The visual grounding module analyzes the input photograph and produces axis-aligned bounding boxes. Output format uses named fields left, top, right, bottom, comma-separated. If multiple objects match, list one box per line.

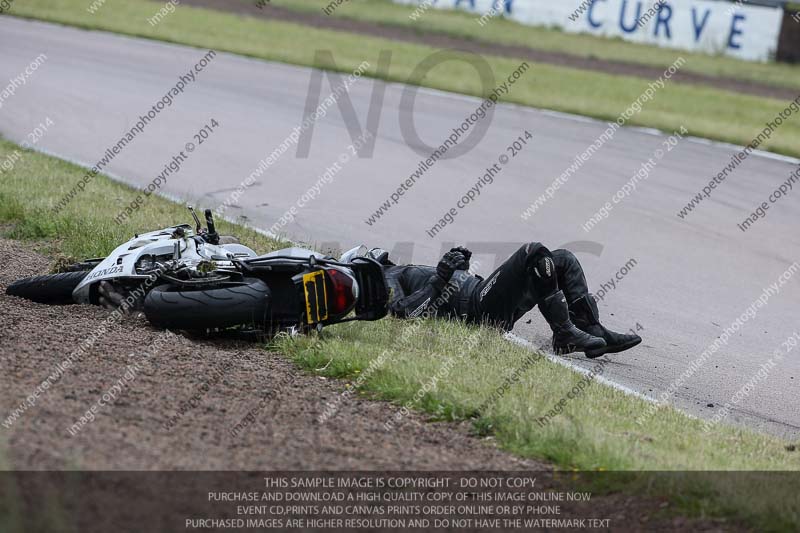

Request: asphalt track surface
left=1, top=17, right=799, bottom=439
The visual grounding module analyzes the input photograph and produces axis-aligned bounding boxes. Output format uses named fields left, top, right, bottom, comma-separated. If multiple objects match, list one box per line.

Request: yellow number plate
left=303, top=270, right=328, bottom=324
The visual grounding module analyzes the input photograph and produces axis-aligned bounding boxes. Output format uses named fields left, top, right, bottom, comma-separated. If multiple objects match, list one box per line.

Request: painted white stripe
left=684, top=137, right=800, bottom=165
left=504, top=332, right=659, bottom=405
left=395, top=79, right=800, bottom=166
left=31, top=145, right=288, bottom=243
left=631, top=127, right=664, bottom=137
left=539, top=109, right=597, bottom=124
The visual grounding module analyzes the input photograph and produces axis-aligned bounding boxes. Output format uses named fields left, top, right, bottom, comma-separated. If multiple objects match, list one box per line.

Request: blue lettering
left=654, top=3, right=672, bottom=38
left=691, top=7, right=711, bottom=42
left=728, top=13, right=745, bottom=50
left=619, top=0, right=643, bottom=34
left=455, top=0, right=476, bottom=9
left=588, top=0, right=606, bottom=29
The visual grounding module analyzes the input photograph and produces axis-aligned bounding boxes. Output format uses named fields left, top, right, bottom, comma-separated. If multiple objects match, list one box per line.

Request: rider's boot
left=570, top=294, right=641, bottom=358
left=538, top=290, right=606, bottom=357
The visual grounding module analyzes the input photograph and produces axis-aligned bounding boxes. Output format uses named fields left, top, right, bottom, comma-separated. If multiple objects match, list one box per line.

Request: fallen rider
left=364, top=243, right=641, bottom=359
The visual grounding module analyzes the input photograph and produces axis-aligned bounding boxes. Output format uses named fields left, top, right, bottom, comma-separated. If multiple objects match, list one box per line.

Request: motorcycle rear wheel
left=5, top=271, right=89, bottom=304
left=144, top=278, right=271, bottom=331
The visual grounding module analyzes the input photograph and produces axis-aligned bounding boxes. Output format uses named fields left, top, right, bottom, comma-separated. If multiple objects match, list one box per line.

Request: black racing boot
left=570, top=295, right=641, bottom=358
left=539, top=290, right=606, bottom=356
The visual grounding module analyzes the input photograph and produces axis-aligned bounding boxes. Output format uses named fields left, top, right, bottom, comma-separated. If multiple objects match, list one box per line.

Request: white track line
left=505, top=332, right=659, bottom=404
left=415, top=85, right=800, bottom=166
left=32, top=146, right=288, bottom=242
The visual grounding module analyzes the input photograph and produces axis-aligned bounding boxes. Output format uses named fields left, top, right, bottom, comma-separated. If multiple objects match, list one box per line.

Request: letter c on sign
left=588, top=0, right=607, bottom=29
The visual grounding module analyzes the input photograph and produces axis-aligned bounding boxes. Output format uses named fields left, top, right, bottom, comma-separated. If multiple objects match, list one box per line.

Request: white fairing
left=72, top=225, right=257, bottom=304
left=258, top=247, right=327, bottom=261
left=339, top=245, right=367, bottom=263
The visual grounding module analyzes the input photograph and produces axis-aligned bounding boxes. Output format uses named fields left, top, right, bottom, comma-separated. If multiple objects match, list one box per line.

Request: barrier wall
left=777, top=7, right=800, bottom=62
left=395, top=0, right=785, bottom=62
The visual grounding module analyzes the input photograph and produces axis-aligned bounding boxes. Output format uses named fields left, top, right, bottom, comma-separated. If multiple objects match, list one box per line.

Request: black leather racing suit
left=384, top=243, right=591, bottom=331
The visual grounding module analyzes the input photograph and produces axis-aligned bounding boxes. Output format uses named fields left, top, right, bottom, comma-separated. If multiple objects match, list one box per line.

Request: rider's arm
left=390, top=274, right=446, bottom=318
left=389, top=251, right=465, bottom=318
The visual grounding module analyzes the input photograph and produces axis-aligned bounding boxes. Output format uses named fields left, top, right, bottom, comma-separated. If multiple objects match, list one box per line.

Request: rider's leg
left=474, top=243, right=605, bottom=355
left=551, top=249, right=641, bottom=356
left=471, top=243, right=538, bottom=329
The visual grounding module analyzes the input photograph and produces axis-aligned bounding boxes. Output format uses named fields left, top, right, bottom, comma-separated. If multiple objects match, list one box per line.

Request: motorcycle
left=6, top=207, right=389, bottom=335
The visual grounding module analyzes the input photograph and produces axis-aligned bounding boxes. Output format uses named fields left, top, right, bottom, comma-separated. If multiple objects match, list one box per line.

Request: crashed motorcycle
left=6, top=207, right=389, bottom=335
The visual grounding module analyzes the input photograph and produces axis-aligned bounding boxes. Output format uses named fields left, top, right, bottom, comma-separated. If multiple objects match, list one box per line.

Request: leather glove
left=435, top=250, right=467, bottom=288
left=449, top=246, right=472, bottom=270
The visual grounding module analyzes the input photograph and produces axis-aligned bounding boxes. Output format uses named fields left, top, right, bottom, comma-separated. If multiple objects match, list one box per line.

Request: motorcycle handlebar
left=203, top=209, right=220, bottom=245
left=204, top=209, right=216, bottom=234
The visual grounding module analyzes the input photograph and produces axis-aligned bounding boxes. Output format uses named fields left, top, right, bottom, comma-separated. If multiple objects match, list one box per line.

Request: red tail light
left=326, top=268, right=356, bottom=315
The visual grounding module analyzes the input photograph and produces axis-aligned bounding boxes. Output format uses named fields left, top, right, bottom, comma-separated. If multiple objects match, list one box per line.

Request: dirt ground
left=181, top=0, right=797, bottom=101
left=0, top=236, right=742, bottom=531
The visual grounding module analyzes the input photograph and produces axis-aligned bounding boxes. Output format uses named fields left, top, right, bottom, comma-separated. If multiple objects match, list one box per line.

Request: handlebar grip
left=203, top=209, right=220, bottom=245
left=204, top=209, right=216, bottom=235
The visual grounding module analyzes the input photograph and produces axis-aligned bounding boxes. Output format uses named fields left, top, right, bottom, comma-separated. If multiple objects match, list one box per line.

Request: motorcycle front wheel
left=143, top=278, right=271, bottom=331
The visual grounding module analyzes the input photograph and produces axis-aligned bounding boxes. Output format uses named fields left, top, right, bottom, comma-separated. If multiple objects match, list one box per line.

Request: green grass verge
left=1, top=138, right=799, bottom=529
left=6, top=0, right=800, bottom=158
left=270, top=0, right=800, bottom=91
left=0, top=141, right=284, bottom=259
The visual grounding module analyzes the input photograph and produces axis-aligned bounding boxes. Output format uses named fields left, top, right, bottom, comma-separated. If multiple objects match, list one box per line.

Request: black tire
left=5, top=271, right=88, bottom=304
left=144, top=278, right=271, bottom=331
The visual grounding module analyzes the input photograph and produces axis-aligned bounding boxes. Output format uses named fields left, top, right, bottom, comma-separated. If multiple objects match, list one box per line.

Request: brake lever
left=187, top=205, right=203, bottom=233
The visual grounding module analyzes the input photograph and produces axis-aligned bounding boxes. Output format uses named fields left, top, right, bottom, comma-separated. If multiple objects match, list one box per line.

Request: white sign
left=394, top=0, right=784, bottom=62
